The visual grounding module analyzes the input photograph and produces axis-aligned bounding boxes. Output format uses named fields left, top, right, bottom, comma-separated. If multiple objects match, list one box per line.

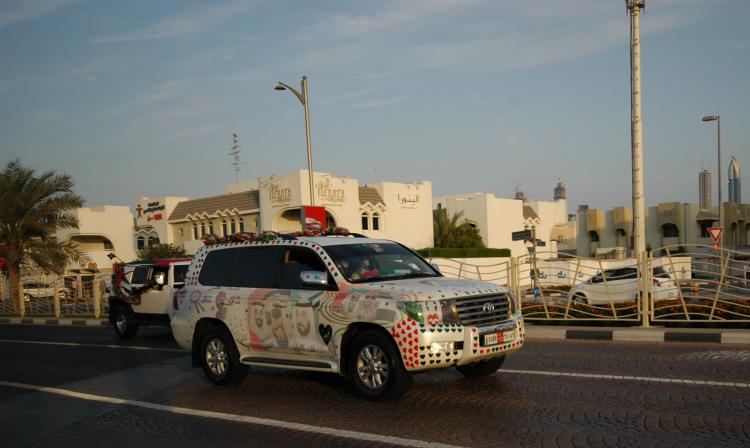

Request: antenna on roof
left=229, top=133, right=244, bottom=183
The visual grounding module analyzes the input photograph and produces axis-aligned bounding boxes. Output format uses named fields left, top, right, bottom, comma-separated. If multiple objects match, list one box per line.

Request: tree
left=0, top=160, right=86, bottom=306
left=432, top=208, right=484, bottom=248
left=135, top=243, right=187, bottom=261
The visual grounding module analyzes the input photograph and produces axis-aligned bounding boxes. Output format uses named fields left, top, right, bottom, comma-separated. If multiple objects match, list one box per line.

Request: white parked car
left=170, top=234, right=525, bottom=400
left=22, top=280, right=71, bottom=301
left=570, top=266, right=678, bottom=305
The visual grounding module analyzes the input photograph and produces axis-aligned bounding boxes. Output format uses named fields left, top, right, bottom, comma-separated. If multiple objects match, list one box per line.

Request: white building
left=433, top=183, right=570, bottom=257
left=56, top=205, right=137, bottom=271
left=134, top=195, right=188, bottom=251
left=163, top=170, right=434, bottom=254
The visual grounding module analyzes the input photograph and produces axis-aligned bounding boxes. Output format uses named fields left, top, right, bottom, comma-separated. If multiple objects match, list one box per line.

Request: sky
left=1, top=0, right=748, bottom=212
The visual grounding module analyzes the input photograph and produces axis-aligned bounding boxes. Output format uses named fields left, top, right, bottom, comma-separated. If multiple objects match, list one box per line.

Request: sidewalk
left=2, top=317, right=750, bottom=344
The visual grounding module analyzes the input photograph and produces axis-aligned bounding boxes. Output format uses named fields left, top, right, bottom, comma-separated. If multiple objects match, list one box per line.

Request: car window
left=616, top=268, right=638, bottom=280
left=199, top=248, right=240, bottom=287
left=324, top=242, right=438, bottom=284
left=234, top=247, right=278, bottom=288
left=590, top=272, right=604, bottom=283
left=173, top=265, right=188, bottom=286
left=130, top=266, right=149, bottom=284
left=279, top=247, right=329, bottom=289
left=653, top=267, right=670, bottom=278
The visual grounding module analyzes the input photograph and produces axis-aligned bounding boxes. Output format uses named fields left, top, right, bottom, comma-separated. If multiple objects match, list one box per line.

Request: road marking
left=500, top=368, right=750, bottom=388
left=0, top=339, right=184, bottom=353
left=0, top=380, right=463, bottom=448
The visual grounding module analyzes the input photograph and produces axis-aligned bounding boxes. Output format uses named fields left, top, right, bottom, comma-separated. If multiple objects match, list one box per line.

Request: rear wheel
left=456, top=356, right=506, bottom=378
left=572, top=293, right=588, bottom=305
left=112, top=306, right=138, bottom=338
left=348, top=330, right=412, bottom=401
left=199, top=324, right=248, bottom=385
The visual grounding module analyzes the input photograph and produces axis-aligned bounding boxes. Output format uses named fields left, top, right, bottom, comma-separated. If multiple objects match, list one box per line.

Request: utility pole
left=627, top=0, right=646, bottom=257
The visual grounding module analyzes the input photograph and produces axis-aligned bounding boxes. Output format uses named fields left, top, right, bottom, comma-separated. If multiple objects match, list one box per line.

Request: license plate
left=483, top=329, right=516, bottom=346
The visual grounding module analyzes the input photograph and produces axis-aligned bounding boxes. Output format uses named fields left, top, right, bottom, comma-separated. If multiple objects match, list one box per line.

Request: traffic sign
left=512, top=229, right=533, bottom=241
left=708, top=227, right=723, bottom=242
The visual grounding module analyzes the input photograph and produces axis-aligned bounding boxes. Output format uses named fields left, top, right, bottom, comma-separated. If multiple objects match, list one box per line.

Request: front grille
left=454, top=294, right=511, bottom=327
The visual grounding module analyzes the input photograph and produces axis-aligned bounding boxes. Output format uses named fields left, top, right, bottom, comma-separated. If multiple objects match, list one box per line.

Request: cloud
left=0, top=0, right=78, bottom=29
left=466, top=88, right=519, bottom=152
left=92, top=1, right=253, bottom=44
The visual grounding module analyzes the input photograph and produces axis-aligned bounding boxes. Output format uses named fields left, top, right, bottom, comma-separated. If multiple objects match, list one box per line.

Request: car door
left=606, top=268, right=638, bottom=302
left=275, top=245, right=336, bottom=357
left=135, top=266, right=170, bottom=315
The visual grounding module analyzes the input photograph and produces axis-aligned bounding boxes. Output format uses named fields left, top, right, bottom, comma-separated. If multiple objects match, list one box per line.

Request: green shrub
left=417, top=247, right=511, bottom=258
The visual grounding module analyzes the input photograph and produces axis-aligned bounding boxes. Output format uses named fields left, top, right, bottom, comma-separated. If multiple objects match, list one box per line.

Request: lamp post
left=275, top=76, right=315, bottom=206
left=702, top=114, right=721, bottom=246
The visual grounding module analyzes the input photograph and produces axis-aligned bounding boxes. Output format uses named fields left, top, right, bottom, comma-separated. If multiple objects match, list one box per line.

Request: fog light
left=430, top=342, right=453, bottom=354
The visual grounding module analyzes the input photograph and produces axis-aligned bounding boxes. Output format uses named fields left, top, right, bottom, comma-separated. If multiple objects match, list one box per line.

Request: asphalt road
left=1, top=324, right=749, bottom=448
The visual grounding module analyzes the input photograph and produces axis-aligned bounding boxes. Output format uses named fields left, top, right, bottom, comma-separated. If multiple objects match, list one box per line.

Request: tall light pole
left=275, top=76, right=315, bottom=206
left=627, top=0, right=646, bottom=257
left=702, top=114, right=722, bottom=245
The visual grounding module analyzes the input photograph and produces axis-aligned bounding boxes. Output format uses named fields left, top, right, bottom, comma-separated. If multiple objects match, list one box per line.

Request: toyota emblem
left=483, top=302, right=495, bottom=314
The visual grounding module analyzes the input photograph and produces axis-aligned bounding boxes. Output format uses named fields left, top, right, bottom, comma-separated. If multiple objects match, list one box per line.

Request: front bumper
left=392, top=312, right=525, bottom=371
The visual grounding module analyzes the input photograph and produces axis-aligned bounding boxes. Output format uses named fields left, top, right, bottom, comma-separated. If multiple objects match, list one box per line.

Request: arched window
left=208, top=222, right=215, bottom=235
left=148, top=236, right=160, bottom=247
left=103, top=239, right=114, bottom=250
left=200, top=223, right=206, bottom=237
left=230, top=219, right=237, bottom=234
left=361, top=213, right=369, bottom=230
left=239, top=217, right=245, bottom=232
left=222, top=220, right=228, bottom=236
left=372, top=213, right=381, bottom=231
left=662, top=224, right=679, bottom=238
left=589, top=231, right=600, bottom=243
left=137, top=236, right=145, bottom=250
left=192, top=223, right=198, bottom=240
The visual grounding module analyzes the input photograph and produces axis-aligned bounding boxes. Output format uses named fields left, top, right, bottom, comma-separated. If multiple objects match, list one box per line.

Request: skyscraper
left=554, top=181, right=567, bottom=200
left=728, top=155, right=741, bottom=203
left=699, top=168, right=712, bottom=209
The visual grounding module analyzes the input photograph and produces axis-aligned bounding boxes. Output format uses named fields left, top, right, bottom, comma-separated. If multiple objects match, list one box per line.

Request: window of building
left=200, top=223, right=206, bottom=237
left=137, top=237, right=145, bottom=250
left=148, top=236, right=159, bottom=247
left=699, top=221, right=711, bottom=238
left=239, top=217, right=245, bottom=232
left=662, top=224, right=679, bottom=238
left=361, top=214, right=369, bottom=230
left=208, top=222, right=215, bottom=235
left=230, top=219, right=236, bottom=234
left=103, top=239, right=114, bottom=250
left=222, top=220, right=228, bottom=236
left=372, top=213, right=380, bottom=231
left=192, top=224, right=198, bottom=240
left=589, top=231, right=600, bottom=243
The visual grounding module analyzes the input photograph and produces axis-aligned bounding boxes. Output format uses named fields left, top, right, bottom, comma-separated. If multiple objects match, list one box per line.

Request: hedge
left=417, top=247, right=511, bottom=258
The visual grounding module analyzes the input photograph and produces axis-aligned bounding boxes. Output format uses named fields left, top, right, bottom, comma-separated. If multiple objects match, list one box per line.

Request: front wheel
left=112, top=306, right=138, bottom=338
left=456, top=355, right=506, bottom=378
left=348, top=330, right=412, bottom=401
left=200, top=325, right=248, bottom=385
left=572, top=293, right=588, bottom=305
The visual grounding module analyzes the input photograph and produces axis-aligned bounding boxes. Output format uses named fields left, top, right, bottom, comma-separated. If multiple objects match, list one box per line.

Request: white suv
left=171, top=233, right=525, bottom=400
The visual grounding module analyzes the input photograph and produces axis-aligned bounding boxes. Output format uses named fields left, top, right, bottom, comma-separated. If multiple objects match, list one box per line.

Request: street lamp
left=702, top=114, right=721, bottom=246
left=275, top=76, right=315, bottom=206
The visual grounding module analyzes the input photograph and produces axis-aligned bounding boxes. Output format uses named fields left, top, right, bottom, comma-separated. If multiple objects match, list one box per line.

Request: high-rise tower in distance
left=699, top=167, right=712, bottom=209
left=728, top=155, right=741, bottom=203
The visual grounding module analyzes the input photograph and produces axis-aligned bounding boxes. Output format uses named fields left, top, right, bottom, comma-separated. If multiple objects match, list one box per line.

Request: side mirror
left=153, top=272, right=166, bottom=288
left=300, top=271, right=328, bottom=287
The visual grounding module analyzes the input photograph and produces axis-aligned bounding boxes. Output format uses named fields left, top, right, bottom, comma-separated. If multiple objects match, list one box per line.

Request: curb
left=526, top=326, right=750, bottom=345
left=0, top=317, right=108, bottom=327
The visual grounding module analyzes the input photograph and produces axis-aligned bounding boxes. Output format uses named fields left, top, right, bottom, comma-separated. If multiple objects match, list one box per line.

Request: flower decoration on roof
left=202, top=227, right=351, bottom=246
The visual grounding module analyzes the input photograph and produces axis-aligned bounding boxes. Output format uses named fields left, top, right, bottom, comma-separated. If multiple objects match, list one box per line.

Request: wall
left=367, top=181, right=433, bottom=249
left=57, top=205, right=137, bottom=269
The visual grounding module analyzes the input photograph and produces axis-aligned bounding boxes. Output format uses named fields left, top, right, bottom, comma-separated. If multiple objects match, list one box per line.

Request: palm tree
left=433, top=207, right=484, bottom=248
left=0, top=160, right=86, bottom=308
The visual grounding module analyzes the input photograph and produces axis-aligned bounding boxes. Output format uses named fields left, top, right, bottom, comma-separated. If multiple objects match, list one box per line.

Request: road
left=1, top=324, right=749, bottom=448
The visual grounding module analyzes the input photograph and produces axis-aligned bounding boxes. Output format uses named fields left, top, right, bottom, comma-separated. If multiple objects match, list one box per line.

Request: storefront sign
left=137, top=201, right=166, bottom=220
left=316, top=179, right=345, bottom=203
left=268, top=184, right=292, bottom=204
left=398, top=194, right=420, bottom=209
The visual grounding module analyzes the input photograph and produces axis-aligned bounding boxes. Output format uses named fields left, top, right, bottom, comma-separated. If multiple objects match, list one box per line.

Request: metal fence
left=0, top=274, right=110, bottom=318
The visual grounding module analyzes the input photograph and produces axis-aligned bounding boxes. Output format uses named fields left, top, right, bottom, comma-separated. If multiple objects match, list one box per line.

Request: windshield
left=323, top=242, right=440, bottom=284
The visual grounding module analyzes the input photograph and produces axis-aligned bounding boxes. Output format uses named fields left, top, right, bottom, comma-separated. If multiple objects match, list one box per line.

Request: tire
left=456, top=355, right=506, bottom=378
left=112, top=306, right=138, bottom=339
left=572, top=293, right=588, bottom=305
left=199, top=324, right=248, bottom=385
left=347, top=329, right=412, bottom=401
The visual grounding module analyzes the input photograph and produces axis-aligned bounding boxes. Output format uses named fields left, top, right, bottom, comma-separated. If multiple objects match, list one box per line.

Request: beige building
left=161, top=170, right=433, bottom=254
left=577, top=202, right=750, bottom=258
left=134, top=195, right=188, bottom=251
